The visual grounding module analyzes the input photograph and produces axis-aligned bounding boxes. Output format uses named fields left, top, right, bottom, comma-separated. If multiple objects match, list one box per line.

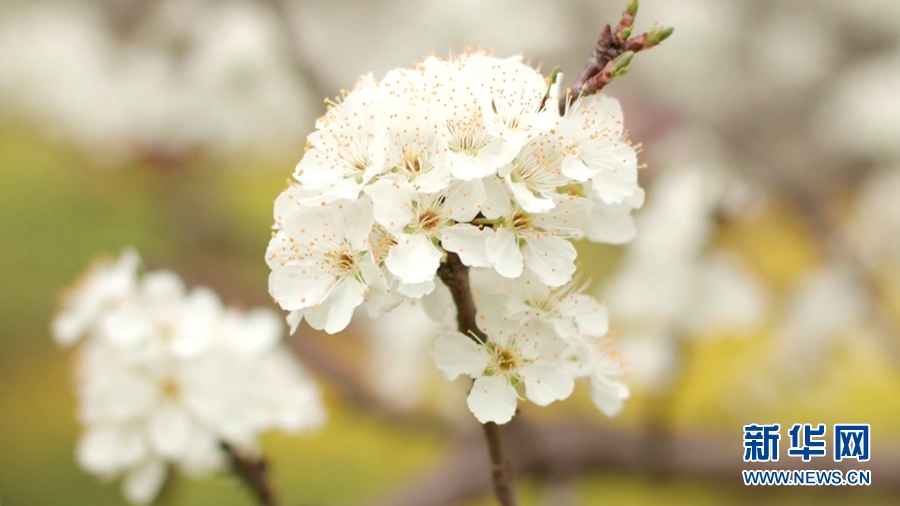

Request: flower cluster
left=53, top=250, right=325, bottom=505
left=267, top=50, right=643, bottom=335
left=433, top=271, right=629, bottom=424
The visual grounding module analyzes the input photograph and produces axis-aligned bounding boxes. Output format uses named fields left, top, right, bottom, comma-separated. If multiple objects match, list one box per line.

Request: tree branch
left=285, top=333, right=451, bottom=432
left=365, top=419, right=900, bottom=506
left=436, top=253, right=518, bottom=506
left=222, top=443, right=279, bottom=506
left=559, top=0, right=672, bottom=114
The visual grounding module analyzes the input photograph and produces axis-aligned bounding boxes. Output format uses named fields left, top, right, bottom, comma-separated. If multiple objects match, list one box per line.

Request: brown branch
left=365, top=419, right=900, bottom=506
left=261, top=0, right=333, bottom=104
left=222, top=443, right=279, bottom=506
left=559, top=0, right=672, bottom=114
left=436, top=253, right=518, bottom=506
left=285, top=333, right=451, bottom=432
left=436, top=253, right=487, bottom=344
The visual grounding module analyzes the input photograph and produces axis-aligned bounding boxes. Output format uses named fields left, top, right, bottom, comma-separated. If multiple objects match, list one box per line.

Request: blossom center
left=338, top=251, right=356, bottom=272
left=492, top=346, right=521, bottom=373
left=511, top=211, right=530, bottom=231
left=447, top=121, right=488, bottom=155
left=418, top=209, right=441, bottom=232
left=159, top=378, right=181, bottom=400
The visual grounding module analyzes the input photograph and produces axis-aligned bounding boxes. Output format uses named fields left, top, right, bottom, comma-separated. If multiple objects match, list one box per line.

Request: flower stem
left=437, top=253, right=518, bottom=506
left=221, top=442, right=280, bottom=506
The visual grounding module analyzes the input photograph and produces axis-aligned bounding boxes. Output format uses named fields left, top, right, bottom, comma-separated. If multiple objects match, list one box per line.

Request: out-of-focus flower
left=52, top=249, right=140, bottom=346
left=55, top=250, right=325, bottom=505
left=0, top=1, right=313, bottom=162
left=772, top=265, right=869, bottom=377
left=602, top=165, right=769, bottom=392
left=851, top=168, right=900, bottom=268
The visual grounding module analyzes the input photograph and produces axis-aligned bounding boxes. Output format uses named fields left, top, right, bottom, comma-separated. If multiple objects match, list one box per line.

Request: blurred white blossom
left=603, top=165, right=768, bottom=391
left=54, top=249, right=325, bottom=505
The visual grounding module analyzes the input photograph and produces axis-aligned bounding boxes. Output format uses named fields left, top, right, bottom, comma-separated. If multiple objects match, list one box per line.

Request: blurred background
left=2, top=0, right=900, bottom=504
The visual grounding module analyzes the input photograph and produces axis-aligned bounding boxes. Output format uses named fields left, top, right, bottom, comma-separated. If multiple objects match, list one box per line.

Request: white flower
left=433, top=297, right=572, bottom=424
left=95, top=271, right=222, bottom=356
left=380, top=109, right=453, bottom=193
left=295, top=76, right=388, bottom=202
left=382, top=56, right=517, bottom=181
left=59, top=252, right=326, bottom=505
left=495, top=272, right=609, bottom=340
left=365, top=178, right=488, bottom=292
left=564, top=337, right=630, bottom=417
left=52, top=249, right=139, bottom=346
left=463, top=53, right=550, bottom=145
left=266, top=198, right=386, bottom=334
left=497, top=131, right=571, bottom=213
left=557, top=94, right=639, bottom=203
left=584, top=185, right=645, bottom=244
left=483, top=184, right=589, bottom=286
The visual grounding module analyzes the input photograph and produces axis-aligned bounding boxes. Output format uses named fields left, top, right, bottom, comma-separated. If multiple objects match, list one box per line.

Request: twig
left=436, top=253, right=518, bottom=506
left=559, top=0, right=672, bottom=114
left=221, top=442, right=279, bottom=506
left=285, top=333, right=452, bottom=432
left=261, top=0, right=333, bottom=103
left=364, top=419, right=900, bottom=506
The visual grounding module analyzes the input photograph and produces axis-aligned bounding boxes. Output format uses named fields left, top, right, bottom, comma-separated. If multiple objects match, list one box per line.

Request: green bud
left=620, top=26, right=633, bottom=40
left=626, top=0, right=639, bottom=16
left=613, top=67, right=631, bottom=78
left=613, top=51, right=635, bottom=72
left=646, top=26, right=674, bottom=46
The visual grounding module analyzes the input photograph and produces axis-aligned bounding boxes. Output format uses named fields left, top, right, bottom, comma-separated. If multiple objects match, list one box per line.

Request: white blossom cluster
left=53, top=250, right=325, bottom=505
left=432, top=271, right=629, bottom=424
left=267, top=50, right=639, bottom=423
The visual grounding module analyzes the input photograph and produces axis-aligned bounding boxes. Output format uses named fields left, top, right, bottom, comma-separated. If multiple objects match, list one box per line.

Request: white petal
left=170, top=287, right=221, bottom=357
left=224, top=308, right=283, bottom=355
left=433, top=332, right=490, bottom=380
left=590, top=376, right=630, bottom=417
left=522, top=237, right=577, bottom=287
left=561, top=155, right=598, bottom=181
left=97, top=304, right=153, bottom=347
left=122, top=459, right=167, bottom=505
left=337, top=198, right=375, bottom=249
left=179, top=430, right=225, bottom=475
left=397, top=279, right=436, bottom=298
left=448, top=151, right=485, bottom=181
left=52, top=249, right=140, bottom=346
left=148, top=403, right=192, bottom=459
left=507, top=179, right=555, bottom=213
left=443, top=179, right=486, bottom=222
left=76, top=426, right=125, bottom=474
left=141, top=271, right=185, bottom=303
left=364, top=179, right=416, bottom=233
left=439, top=224, right=491, bottom=267
left=385, top=234, right=442, bottom=284
left=467, top=375, right=518, bottom=424
left=422, top=278, right=454, bottom=322
left=585, top=201, right=637, bottom=244
left=481, top=176, right=512, bottom=219
left=569, top=294, right=610, bottom=337
left=520, top=362, right=575, bottom=406
left=485, top=228, right=523, bottom=278
left=268, top=262, right=334, bottom=311
left=286, top=310, right=303, bottom=334
left=322, top=277, right=367, bottom=334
